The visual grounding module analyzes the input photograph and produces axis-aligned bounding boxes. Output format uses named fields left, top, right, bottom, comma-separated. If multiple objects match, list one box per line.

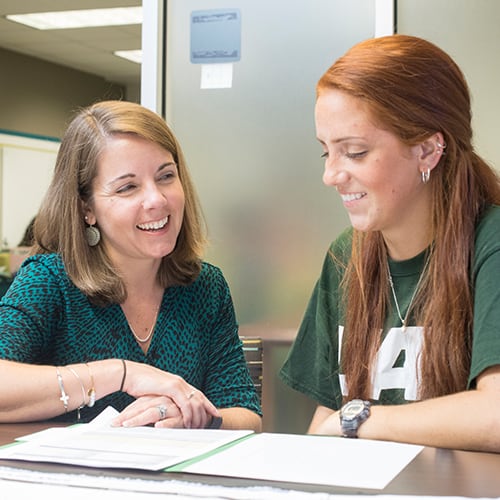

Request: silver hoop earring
left=436, top=141, right=447, bottom=156
left=86, top=224, right=101, bottom=246
left=421, top=169, right=431, bottom=184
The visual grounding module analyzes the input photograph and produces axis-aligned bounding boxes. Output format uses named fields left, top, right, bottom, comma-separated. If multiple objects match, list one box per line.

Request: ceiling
left=0, top=0, right=142, bottom=87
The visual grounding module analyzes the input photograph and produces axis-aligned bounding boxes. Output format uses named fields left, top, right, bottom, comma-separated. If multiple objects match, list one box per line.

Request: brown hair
left=33, top=100, right=207, bottom=305
left=317, top=35, right=500, bottom=401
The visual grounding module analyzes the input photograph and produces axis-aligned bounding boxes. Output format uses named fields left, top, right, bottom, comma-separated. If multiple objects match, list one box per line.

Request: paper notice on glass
left=180, top=432, right=423, bottom=490
left=0, top=423, right=253, bottom=471
left=200, top=63, right=233, bottom=89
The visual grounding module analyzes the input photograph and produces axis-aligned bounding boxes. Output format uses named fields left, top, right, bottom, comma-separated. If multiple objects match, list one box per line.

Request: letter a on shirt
left=338, top=325, right=423, bottom=401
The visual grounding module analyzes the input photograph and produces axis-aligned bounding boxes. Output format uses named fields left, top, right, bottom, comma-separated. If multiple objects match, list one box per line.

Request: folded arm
left=0, top=359, right=219, bottom=429
left=308, top=365, right=500, bottom=453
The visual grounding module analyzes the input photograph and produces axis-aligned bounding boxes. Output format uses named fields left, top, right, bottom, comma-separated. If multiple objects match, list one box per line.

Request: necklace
left=129, top=308, right=159, bottom=343
left=387, top=258, right=429, bottom=332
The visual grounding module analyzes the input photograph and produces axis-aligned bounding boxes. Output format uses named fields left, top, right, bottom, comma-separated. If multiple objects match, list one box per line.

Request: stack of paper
left=0, top=407, right=423, bottom=490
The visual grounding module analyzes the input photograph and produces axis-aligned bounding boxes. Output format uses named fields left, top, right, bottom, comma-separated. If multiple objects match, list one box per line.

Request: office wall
left=0, top=47, right=127, bottom=139
left=0, top=47, right=131, bottom=247
left=0, top=133, right=59, bottom=247
left=165, top=0, right=371, bottom=330
left=397, top=0, right=500, bottom=171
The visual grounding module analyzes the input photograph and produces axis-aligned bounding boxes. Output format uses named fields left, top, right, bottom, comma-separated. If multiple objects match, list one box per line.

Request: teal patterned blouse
left=0, top=254, right=262, bottom=422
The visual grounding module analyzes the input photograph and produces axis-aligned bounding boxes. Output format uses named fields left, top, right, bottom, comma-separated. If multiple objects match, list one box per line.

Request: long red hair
left=318, top=35, right=500, bottom=401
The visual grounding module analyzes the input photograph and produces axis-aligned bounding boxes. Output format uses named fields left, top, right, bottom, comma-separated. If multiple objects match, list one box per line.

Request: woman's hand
left=111, top=395, right=183, bottom=428
left=112, top=393, right=219, bottom=429
left=119, top=361, right=220, bottom=428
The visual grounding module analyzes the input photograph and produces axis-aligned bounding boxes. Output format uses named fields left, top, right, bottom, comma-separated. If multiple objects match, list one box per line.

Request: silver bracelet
left=85, top=363, right=96, bottom=407
left=67, top=366, right=86, bottom=421
left=56, top=367, right=69, bottom=413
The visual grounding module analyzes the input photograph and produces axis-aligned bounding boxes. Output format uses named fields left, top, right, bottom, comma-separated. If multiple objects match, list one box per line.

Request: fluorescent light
left=6, top=7, right=142, bottom=30
left=114, top=50, right=142, bottom=64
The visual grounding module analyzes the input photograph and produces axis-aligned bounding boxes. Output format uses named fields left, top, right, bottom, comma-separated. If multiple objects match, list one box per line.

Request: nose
left=142, top=182, right=167, bottom=209
left=322, top=159, right=349, bottom=187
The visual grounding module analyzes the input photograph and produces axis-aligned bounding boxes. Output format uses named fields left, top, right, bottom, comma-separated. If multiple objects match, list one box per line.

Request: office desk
left=1, top=422, right=499, bottom=498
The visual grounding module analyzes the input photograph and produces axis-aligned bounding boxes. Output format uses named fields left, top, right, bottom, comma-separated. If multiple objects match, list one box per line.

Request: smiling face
left=84, top=133, right=185, bottom=269
left=315, top=89, right=438, bottom=254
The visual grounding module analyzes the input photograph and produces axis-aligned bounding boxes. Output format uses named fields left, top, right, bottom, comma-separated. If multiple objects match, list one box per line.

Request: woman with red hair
left=281, top=35, right=500, bottom=452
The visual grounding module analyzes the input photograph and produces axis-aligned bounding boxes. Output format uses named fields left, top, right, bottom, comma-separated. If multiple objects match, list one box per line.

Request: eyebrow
left=107, top=161, right=177, bottom=184
left=317, top=136, right=363, bottom=144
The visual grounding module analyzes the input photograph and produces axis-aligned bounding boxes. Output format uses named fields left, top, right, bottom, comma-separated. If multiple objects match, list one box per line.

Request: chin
left=350, top=222, right=373, bottom=233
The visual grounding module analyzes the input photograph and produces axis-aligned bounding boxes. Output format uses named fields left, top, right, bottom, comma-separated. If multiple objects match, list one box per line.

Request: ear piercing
left=421, top=169, right=431, bottom=184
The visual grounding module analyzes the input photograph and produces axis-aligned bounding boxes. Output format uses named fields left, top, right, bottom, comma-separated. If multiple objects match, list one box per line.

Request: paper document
left=0, top=406, right=422, bottom=490
left=180, top=432, right=423, bottom=490
left=0, top=423, right=253, bottom=471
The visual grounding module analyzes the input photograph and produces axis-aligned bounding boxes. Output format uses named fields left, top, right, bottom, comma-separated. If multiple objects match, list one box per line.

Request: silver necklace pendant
left=387, top=258, right=429, bottom=331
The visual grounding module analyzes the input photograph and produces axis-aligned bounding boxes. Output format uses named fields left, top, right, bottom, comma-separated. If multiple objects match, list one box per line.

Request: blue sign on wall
left=190, top=9, right=241, bottom=64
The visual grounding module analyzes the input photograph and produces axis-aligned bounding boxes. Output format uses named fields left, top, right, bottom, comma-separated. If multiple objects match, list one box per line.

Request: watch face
left=342, top=400, right=364, bottom=419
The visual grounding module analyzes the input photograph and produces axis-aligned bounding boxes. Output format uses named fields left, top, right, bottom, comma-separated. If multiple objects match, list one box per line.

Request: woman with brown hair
left=280, top=35, right=500, bottom=452
left=0, top=100, right=261, bottom=431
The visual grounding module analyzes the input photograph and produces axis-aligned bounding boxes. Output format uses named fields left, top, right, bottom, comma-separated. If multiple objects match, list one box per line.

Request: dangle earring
left=421, top=169, right=431, bottom=184
left=85, top=216, right=101, bottom=247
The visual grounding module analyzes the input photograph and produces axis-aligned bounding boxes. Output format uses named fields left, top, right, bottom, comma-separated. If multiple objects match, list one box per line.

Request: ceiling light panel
left=6, top=7, right=142, bottom=30
left=114, top=50, right=142, bottom=64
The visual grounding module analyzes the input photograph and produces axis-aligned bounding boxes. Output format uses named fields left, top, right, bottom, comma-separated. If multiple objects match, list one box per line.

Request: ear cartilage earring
left=86, top=225, right=101, bottom=247
left=421, top=169, right=431, bottom=184
left=436, top=141, right=447, bottom=151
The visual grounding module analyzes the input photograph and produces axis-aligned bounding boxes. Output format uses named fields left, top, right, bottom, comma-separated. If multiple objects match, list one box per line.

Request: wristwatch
left=339, top=399, right=371, bottom=438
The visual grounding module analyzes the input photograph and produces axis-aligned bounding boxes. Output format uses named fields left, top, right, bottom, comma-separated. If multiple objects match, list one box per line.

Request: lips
left=137, top=215, right=169, bottom=231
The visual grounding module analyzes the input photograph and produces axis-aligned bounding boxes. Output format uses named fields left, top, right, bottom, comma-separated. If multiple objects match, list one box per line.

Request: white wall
left=0, top=133, right=58, bottom=247
left=397, top=0, right=500, bottom=171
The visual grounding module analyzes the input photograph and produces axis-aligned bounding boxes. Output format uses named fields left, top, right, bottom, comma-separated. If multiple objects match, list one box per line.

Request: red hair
left=318, top=35, right=500, bottom=401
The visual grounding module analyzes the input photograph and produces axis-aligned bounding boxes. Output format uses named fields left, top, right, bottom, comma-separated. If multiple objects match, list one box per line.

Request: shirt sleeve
left=0, top=257, right=65, bottom=362
left=202, top=266, right=262, bottom=416
left=279, top=243, right=346, bottom=410
left=469, top=210, right=500, bottom=385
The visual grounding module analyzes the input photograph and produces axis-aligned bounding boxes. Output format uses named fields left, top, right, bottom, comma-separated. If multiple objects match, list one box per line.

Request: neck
left=382, top=198, right=433, bottom=260
left=383, top=232, right=432, bottom=261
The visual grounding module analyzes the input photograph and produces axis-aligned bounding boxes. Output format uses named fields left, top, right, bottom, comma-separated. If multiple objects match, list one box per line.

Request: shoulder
left=476, top=205, right=500, bottom=234
left=321, top=227, right=352, bottom=278
left=329, top=227, right=353, bottom=258
left=2, top=253, right=73, bottom=307
left=181, top=262, right=231, bottom=300
left=195, top=262, right=228, bottom=287
left=475, top=205, right=500, bottom=257
left=15, top=253, right=67, bottom=282
left=199, top=261, right=225, bottom=278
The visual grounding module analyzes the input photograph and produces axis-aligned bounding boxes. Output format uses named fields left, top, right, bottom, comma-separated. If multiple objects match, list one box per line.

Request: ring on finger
left=157, top=404, right=167, bottom=420
left=187, top=390, right=196, bottom=399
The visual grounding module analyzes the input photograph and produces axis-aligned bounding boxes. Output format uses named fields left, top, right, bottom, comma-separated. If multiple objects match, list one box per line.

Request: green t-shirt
left=280, top=205, right=500, bottom=410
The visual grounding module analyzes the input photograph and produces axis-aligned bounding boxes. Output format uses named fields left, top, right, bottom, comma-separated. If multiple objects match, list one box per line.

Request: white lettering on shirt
left=338, top=325, right=423, bottom=401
